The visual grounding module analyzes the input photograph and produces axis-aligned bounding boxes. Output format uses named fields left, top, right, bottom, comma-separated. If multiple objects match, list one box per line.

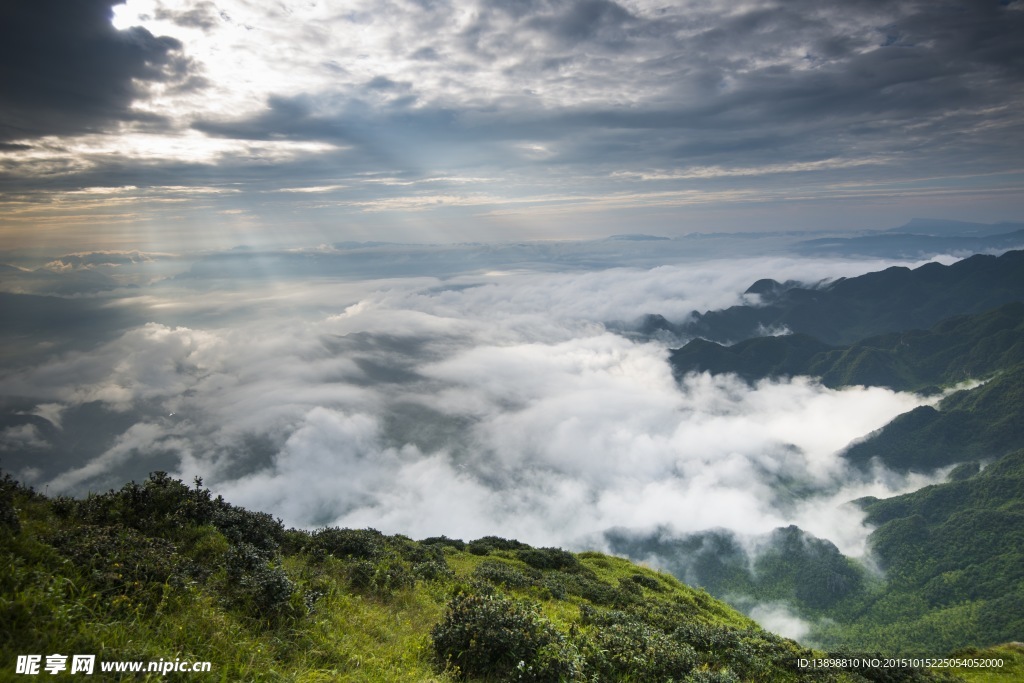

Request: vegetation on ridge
left=608, top=450, right=1024, bottom=659
left=666, top=250, right=1024, bottom=346
left=2, top=470, right=966, bottom=682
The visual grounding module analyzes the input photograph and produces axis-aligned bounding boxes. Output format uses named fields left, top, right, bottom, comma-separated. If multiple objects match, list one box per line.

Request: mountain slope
left=2, top=471, right=897, bottom=683
left=608, top=450, right=1024, bottom=657
left=669, top=301, right=1024, bottom=393
left=638, top=256, right=1024, bottom=661
left=843, top=365, right=1024, bottom=471
left=667, top=250, right=1024, bottom=346
left=669, top=302, right=1024, bottom=472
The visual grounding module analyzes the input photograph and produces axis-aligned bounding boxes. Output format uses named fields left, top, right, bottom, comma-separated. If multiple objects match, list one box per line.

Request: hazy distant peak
left=602, top=234, right=670, bottom=241
left=889, top=218, right=1024, bottom=236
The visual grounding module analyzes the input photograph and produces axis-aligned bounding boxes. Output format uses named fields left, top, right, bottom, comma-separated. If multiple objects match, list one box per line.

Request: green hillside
left=2, top=471, right=955, bottom=683
left=669, top=301, right=1024, bottom=393
left=670, top=302, right=1024, bottom=472
left=609, top=451, right=1024, bottom=660
left=654, top=281, right=1024, bottom=664
left=814, top=447, right=1024, bottom=656
left=843, top=365, right=1024, bottom=471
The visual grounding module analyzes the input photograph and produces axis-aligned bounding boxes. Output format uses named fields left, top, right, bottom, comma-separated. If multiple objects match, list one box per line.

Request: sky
left=2, top=0, right=1024, bottom=250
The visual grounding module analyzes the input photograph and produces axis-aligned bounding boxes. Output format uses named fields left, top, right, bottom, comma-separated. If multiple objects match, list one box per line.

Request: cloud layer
left=0, top=248, right=956, bottom=559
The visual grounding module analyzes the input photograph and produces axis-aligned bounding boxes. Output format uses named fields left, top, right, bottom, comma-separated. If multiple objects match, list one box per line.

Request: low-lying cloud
left=1, top=249, right=958, bottom=565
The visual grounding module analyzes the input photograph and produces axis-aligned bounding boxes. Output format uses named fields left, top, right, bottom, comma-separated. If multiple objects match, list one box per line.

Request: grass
left=0, top=472, right=972, bottom=682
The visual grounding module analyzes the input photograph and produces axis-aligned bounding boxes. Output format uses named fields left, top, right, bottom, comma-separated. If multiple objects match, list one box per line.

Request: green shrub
left=516, top=547, right=580, bottom=572
left=629, top=572, right=667, bottom=592
left=0, top=473, right=25, bottom=534
left=431, top=591, right=582, bottom=682
left=413, top=559, right=454, bottom=581
left=561, top=574, right=620, bottom=605
left=591, top=617, right=698, bottom=681
left=467, top=535, right=530, bottom=556
left=580, top=606, right=698, bottom=681
left=346, top=558, right=415, bottom=597
left=224, top=542, right=295, bottom=620
left=420, top=535, right=466, bottom=551
left=47, top=524, right=179, bottom=613
left=474, top=560, right=538, bottom=589
left=309, top=527, right=386, bottom=560
left=210, top=504, right=284, bottom=554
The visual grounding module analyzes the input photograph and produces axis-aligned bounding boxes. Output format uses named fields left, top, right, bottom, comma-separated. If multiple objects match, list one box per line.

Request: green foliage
left=474, top=559, right=538, bottom=589
left=47, top=524, right=180, bottom=614
left=672, top=301, right=1024, bottom=393
left=580, top=606, right=699, bottom=681
left=431, top=591, right=581, bottom=682
left=0, top=472, right=23, bottom=535
left=346, top=557, right=415, bottom=598
left=308, top=526, right=388, bottom=560
left=673, top=250, right=1024, bottom=347
left=467, top=535, right=530, bottom=556
left=56, top=471, right=286, bottom=553
left=0, top=469, right=967, bottom=681
left=421, top=535, right=467, bottom=551
left=223, top=541, right=297, bottom=621
left=515, top=546, right=581, bottom=572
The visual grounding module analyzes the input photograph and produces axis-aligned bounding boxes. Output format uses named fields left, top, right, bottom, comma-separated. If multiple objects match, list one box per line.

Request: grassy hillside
left=2, top=471, right=959, bottom=683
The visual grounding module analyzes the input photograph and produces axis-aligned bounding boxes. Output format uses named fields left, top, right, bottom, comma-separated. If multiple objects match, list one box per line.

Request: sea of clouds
left=1, top=245, right=961, bottom=569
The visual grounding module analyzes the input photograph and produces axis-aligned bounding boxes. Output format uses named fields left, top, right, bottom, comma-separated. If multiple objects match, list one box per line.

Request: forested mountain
left=636, top=251, right=1024, bottom=660
left=607, top=449, right=1024, bottom=656
left=669, top=302, right=1024, bottom=393
left=649, top=250, right=1024, bottom=346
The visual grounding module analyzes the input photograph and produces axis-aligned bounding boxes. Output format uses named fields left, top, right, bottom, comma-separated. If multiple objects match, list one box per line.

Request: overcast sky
left=1, top=0, right=1023, bottom=250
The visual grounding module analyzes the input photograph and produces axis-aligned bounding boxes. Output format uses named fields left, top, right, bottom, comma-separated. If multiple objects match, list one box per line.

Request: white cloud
left=747, top=602, right=814, bottom=642
left=6, top=251, right=962, bottom=559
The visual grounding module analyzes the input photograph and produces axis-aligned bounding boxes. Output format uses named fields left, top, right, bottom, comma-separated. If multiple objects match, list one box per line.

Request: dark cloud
left=527, top=0, right=635, bottom=47
left=0, top=0, right=1020, bottom=238
left=0, top=0, right=187, bottom=142
left=186, top=0, right=1023, bottom=176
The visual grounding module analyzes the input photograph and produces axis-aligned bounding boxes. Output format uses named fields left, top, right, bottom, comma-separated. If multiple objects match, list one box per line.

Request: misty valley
left=2, top=237, right=1024, bottom=681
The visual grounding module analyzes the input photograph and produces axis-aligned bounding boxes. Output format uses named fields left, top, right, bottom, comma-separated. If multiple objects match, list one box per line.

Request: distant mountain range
left=793, top=219, right=1024, bottom=258
left=612, top=247, right=1024, bottom=655
left=641, top=249, right=1024, bottom=346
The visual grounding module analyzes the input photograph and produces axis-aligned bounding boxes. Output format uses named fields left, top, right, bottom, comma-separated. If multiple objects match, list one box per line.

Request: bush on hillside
left=432, top=591, right=583, bottom=682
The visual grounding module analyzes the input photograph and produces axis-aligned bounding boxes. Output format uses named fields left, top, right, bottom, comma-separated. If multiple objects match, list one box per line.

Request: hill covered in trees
left=629, top=252, right=1024, bottom=664
left=607, top=448, right=1024, bottom=658
left=639, top=249, right=1024, bottom=346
